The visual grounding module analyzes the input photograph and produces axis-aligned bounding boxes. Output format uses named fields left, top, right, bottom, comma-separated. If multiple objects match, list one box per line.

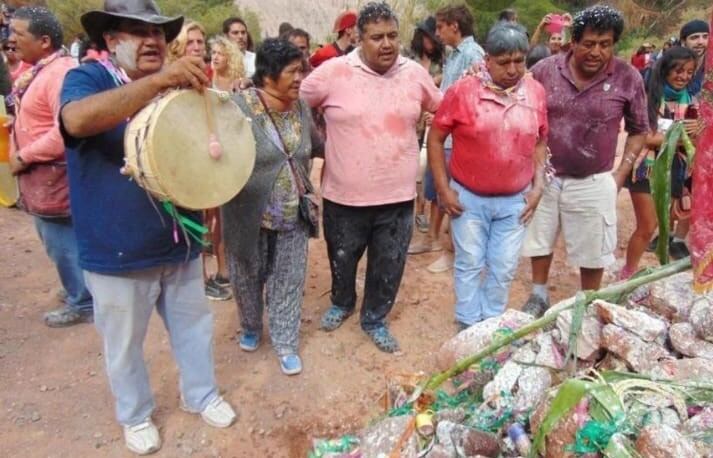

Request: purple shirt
left=531, top=52, right=648, bottom=177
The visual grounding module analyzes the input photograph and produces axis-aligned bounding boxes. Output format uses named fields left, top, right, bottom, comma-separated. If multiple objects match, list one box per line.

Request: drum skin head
left=126, top=89, right=256, bottom=210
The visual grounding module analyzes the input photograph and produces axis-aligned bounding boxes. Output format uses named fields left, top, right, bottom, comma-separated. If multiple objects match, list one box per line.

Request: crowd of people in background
left=1, top=0, right=710, bottom=454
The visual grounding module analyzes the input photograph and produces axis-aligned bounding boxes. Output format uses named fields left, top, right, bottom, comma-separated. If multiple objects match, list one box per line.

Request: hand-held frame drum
left=123, top=89, right=256, bottom=210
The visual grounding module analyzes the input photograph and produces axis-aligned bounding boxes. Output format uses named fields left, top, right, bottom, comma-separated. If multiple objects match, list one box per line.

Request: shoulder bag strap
left=256, top=90, right=307, bottom=196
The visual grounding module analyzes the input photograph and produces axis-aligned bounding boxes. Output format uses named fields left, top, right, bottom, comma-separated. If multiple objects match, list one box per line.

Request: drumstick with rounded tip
left=203, top=91, right=223, bottom=160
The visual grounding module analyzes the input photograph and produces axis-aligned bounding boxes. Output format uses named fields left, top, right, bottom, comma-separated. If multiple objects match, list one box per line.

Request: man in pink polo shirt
left=301, top=1, right=442, bottom=352
left=8, top=7, right=93, bottom=328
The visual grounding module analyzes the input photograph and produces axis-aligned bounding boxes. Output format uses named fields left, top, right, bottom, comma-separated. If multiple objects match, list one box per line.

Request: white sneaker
left=407, top=237, right=442, bottom=255
left=194, top=396, right=237, bottom=428
left=427, top=252, right=454, bottom=273
left=123, top=419, right=161, bottom=455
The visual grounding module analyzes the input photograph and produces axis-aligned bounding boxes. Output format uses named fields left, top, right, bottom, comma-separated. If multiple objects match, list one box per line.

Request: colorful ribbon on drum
left=161, top=201, right=210, bottom=247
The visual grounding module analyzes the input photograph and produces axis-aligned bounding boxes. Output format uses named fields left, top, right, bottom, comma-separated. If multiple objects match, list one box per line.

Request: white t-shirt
left=70, top=40, right=81, bottom=60
left=243, top=51, right=256, bottom=78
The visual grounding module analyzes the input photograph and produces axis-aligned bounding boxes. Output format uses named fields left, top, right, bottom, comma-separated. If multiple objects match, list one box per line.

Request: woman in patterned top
left=222, top=39, right=322, bottom=376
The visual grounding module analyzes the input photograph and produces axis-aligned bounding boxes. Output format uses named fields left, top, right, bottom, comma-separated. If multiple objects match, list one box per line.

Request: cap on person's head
left=680, top=19, right=709, bottom=41
left=416, top=16, right=438, bottom=42
left=333, top=10, right=357, bottom=33
left=81, top=0, right=184, bottom=49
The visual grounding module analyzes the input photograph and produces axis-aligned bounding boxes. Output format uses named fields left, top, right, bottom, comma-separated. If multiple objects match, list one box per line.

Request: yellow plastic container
left=0, top=98, right=18, bottom=207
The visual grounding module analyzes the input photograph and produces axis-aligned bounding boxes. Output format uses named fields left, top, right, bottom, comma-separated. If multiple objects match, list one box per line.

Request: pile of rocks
left=310, top=272, right=713, bottom=457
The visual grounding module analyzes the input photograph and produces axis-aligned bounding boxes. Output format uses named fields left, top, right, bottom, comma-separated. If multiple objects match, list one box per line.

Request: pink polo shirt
left=10, top=61, right=32, bottom=82
left=300, top=50, right=442, bottom=206
left=12, top=56, right=76, bottom=164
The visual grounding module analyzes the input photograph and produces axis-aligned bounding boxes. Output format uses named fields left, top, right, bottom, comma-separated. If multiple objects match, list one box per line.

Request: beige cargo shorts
left=522, top=172, right=617, bottom=269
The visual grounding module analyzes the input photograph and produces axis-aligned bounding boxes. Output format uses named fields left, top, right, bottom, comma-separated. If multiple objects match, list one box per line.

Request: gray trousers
left=84, top=259, right=218, bottom=426
left=229, top=225, right=308, bottom=356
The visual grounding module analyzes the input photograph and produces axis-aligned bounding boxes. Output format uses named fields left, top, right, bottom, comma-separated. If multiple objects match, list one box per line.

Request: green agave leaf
left=564, top=292, right=589, bottom=371
left=599, top=370, right=713, bottom=404
left=651, top=122, right=684, bottom=265
left=589, top=383, right=626, bottom=422
left=599, top=371, right=658, bottom=384
left=604, top=433, right=641, bottom=458
left=530, top=379, right=594, bottom=457
left=681, top=129, right=696, bottom=166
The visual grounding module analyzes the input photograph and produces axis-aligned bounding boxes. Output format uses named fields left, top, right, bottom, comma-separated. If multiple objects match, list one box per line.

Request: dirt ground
left=0, top=153, right=658, bottom=458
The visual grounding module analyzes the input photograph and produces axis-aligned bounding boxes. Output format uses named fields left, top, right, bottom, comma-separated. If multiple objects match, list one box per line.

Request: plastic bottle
left=507, top=423, right=531, bottom=455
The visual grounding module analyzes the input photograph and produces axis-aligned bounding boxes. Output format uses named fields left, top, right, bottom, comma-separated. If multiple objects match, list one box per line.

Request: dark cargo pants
left=322, top=199, right=413, bottom=331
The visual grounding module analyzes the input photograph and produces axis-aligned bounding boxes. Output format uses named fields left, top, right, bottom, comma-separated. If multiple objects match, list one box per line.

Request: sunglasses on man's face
left=4, top=46, right=15, bottom=51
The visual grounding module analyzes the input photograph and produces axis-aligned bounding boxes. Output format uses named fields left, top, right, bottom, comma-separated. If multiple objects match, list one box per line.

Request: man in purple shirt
left=521, top=6, right=648, bottom=317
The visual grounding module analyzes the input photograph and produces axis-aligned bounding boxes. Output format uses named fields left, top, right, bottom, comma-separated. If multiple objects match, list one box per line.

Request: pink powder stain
left=330, top=64, right=353, bottom=80
left=383, top=112, right=408, bottom=136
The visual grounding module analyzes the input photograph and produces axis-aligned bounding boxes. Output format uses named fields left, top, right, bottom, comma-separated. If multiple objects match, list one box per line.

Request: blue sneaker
left=238, top=332, right=260, bottom=352
left=279, top=354, right=302, bottom=376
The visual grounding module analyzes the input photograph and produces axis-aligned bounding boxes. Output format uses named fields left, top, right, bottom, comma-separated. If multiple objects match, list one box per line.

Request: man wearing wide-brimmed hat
left=59, top=1, right=236, bottom=454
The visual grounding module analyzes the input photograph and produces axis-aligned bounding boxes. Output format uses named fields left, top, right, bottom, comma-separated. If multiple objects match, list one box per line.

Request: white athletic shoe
left=185, top=396, right=237, bottom=428
left=123, top=418, right=161, bottom=455
left=427, top=252, right=454, bottom=273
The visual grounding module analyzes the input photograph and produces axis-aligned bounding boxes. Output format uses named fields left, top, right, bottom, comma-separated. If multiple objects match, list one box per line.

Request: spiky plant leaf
left=530, top=379, right=594, bottom=457
left=564, top=292, right=589, bottom=371
left=651, top=122, right=684, bottom=264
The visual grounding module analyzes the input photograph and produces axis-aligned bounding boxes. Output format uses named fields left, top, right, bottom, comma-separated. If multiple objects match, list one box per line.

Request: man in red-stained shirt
left=521, top=6, right=648, bottom=317
left=309, top=10, right=358, bottom=68
left=429, top=23, right=548, bottom=328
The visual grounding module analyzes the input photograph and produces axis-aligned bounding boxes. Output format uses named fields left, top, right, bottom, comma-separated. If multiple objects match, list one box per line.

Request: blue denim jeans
left=33, top=216, right=93, bottom=313
left=450, top=181, right=528, bottom=325
left=423, top=148, right=452, bottom=202
left=84, top=259, right=218, bottom=426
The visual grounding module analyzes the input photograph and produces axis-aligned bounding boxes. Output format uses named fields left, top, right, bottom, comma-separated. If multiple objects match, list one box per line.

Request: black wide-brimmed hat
left=416, top=17, right=439, bottom=43
left=81, top=0, right=184, bottom=47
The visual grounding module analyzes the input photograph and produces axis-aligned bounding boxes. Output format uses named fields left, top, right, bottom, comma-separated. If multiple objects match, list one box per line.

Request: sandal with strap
left=364, top=326, right=400, bottom=353
left=320, top=305, right=353, bottom=332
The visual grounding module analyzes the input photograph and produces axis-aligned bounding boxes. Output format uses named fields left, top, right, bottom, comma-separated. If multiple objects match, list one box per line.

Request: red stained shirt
left=630, top=53, right=647, bottom=71
left=531, top=52, right=649, bottom=177
left=309, top=43, right=349, bottom=68
left=433, top=75, right=548, bottom=196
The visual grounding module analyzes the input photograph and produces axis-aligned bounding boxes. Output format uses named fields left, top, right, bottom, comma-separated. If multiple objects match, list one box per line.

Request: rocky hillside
left=235, top=0, right=356, bottom=42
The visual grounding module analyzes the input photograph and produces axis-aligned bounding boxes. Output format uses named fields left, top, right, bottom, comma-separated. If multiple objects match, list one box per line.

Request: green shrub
left=466, top=0, right=567, bottom=42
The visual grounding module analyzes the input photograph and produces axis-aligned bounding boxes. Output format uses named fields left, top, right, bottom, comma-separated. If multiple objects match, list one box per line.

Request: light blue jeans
left=450, top=180, right=528, bottom=325
left=84, top=259, right=218, bottom=426
left=33, top=216, right=93, bottom=313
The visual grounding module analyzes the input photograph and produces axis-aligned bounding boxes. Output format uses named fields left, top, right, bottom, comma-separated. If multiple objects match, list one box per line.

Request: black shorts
left=623, top=154, right=690, bottom=198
